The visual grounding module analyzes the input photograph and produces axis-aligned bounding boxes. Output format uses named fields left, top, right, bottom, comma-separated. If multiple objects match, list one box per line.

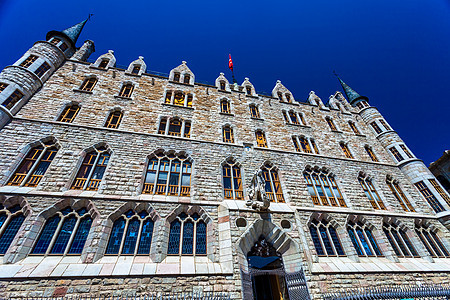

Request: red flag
left=228, top=54, right=233, bottom=70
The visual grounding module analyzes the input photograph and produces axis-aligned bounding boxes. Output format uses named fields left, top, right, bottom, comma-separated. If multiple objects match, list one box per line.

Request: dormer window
left=220, top=81, right=226, bottom=90
left=277, top=92, right=283, bottom=100
left=131, top=65, right=140, bottom=75
left=119, top=83, right=134, bottom=98
left=246, top=86, right=252, bottom=95
left=285, top=93, right=291, bottom=103
left=98, top=59, right=109, bottom=69
left=174, top=73, right=180, bottom=82
left=183, top=74, right=190, bottom=84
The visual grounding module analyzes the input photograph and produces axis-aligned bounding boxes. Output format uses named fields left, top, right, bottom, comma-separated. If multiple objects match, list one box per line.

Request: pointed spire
left=334, top=73, right=368, bottom=104
left=46, top=18, right=89, bottom=48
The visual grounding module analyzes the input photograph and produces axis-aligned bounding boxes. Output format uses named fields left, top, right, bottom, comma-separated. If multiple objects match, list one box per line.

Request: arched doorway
left=247, top=236, right=290, bottom=300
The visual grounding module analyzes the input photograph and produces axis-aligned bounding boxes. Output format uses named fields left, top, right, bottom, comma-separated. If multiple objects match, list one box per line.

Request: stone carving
left=246, top=170, right=270, bottom=211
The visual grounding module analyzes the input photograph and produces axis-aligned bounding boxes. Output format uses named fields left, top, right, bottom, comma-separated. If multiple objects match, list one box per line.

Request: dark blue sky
left=1, top=0, right=449, bottom=165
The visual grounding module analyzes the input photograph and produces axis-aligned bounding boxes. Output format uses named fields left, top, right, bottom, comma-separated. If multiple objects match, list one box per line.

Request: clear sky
left=0, top=0, right=449, bottom=165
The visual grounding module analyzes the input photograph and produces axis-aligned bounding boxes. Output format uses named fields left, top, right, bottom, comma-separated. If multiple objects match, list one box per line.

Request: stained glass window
left=143, top=151, right=192, bottom=196
left=8, top=139, right=58, bottom=187
left=72, top=146, right=110, bottom=191
left=309, top=219, right=345, bottom=257
left=105, top=210, right=154, bottom=255
left=347, top=222, right=382, bottom=257
left=415, top=225, right=450, bottom=258
left=383, top=223, right=417, bottom=258
left=32, top=207, right=92, bottom=255
left=0, top=205, right=26, bottom=254
left=168, top=212, right=207, bottom=256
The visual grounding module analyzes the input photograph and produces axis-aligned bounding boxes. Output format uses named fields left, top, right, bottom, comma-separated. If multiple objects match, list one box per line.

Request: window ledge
left=218, top=89, right=232, bottom=94
left=168, top=80, right=194, bottom=87
left=114, top=95, right=133, bottom=100
left=319, top=107, right=330, bottom=111
left=356, top=133, right=366, bottom=137
left=246, top=94, right=259, bottom=99
left=285, top=122, right=310, bottom=128
left=219, top=112, right=234, bottom=116
left=73, top=89, right=93, bottom=94
left=251, top=117, right=264, bottom=121
left=331, top=130, right=344, bottom=133
left=161, top=103, right=195, bottom=110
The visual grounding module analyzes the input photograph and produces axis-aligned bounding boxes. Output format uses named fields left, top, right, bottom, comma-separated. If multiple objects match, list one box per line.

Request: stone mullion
left=82, top=151, right=101, bottom=190
left=164, top=160, right=172, bottom=196
left=21, top=144, right=47, bottom=186
left=193, top=220, right=197, bottom=256
left=45, top=214, right=65, bottom=255
left=269, top=170, right=277, bottom=203
left=326, top=224, right=339, bottom=256
left=177, top=161, right=183, bottom=197
left=230, top=165, right=236, bottom=200
left=63, top=216, right=81, bottom=255
left=134, top=219, right=143, bottom=255
left=179, top=219, right=185, bottom=255
left=315, top=225, right=326, bottom=256
left=118, top=218, right=130, bottom=256
left=164, top=118, right=170, bottom=135
left=180, top=121, right=186, bottom=138
left=362, top=225, right=376, bottom=256
left=184, top=93, right=188, bottom=107
left=152, top=159, right=162, bottom=196
left=0, top=214, right=12, bottom=238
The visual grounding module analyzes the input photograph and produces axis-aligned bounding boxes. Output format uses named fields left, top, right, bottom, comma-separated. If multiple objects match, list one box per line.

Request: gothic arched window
left=309, top=219, right=345, bottom=257
left=348, top=121, right=360, bottom=135
left=340, top=142, right=354, bottom=159
left=79, top=77, right=98, bottom=92
left=32, top=207, right=93, bottom=255
left=168, top=119, right=182, bottom=136
left=220, top=99, right=231, bottom=114
left=383, top=223, right=418, bottom=258
left=143, top=151, right=192, bottom=196
left=261, top=163, right=284, bottom=203
left=303, top=168, right=346, bottom=207
left=222, top=159, right=243, bottom=200
left=183, top=74, right=191, bottom=84
left=58, top=104, right=80, bottom=123
left=105, top=110, right=123, bottom=129
left=72, top=146, right=110, bottom=191
left=223, top=125, right=234, bottom=143
left=249, top=104, right=260, bottom=119
left=289, top=111, right=299, bottom=125
left=168, top=212, right=207, bottom=255
left=358, top=176, right=386, bottom=210
left=105, top=209, right=154, bottom=255
left=386, top=176, right=415, bottom=212
left=347, top=222, right=382, bottom=257
left=8, top=139, right=58, bottom=187
left=0, top=204, right=26, bottom=254
left=365, top=146, right=378, bottom=162
left=415, top=225, right=450, bottom=258
left=326, top=117, right=337, bottom=131
left=118, top=83, right=134, bottom=98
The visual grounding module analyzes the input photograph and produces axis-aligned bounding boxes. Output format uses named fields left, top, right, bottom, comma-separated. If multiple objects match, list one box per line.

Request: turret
left=0, top=19, right=91, bottom=129
left=337, top=76, right=450, bottom=218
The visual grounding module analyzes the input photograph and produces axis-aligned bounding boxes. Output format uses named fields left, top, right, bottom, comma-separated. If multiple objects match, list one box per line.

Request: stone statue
left=246, top=169, right=270, bottom=211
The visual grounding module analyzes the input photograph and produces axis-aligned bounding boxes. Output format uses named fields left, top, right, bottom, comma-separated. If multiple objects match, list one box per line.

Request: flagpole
left=231, top=69, right=237, bottom=84
left=229, top=54, right=237, bottom=84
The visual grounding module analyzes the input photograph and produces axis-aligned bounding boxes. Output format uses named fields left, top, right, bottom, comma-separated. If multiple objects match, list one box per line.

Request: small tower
left=337, top=76, right=450, bottom=217
left=0, top=19, right=92, bottom=129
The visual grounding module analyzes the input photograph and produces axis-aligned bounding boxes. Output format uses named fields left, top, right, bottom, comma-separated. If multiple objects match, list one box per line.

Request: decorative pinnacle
left=46, top=17, right=91, bottom=48
left=334, top=72, right=368, bottom=104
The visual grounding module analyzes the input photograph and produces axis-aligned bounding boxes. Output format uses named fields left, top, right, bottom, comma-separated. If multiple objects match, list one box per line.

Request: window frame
left=383, top=223, right=418, bottom=258
left=255, top=130, right=267, bottom=148
left=2, top=89, right=24, bottom=110
left=304, top=169, right=346, bottom=207
left=386, top=177, right=415, bottom=212
left=222, top=125, right=234, bottom=143
left=347, top=221, right=383, bottom=257
left=415, top=181, right=445, bottom=213
left=222, top=159, right=244, bottom=200
left=261, top=163, right=284, bottom=203
left=168, top=212, right=207, bottom=256
left=80, top=77, right=98, bottom=92
left=71, top=146, right=111, bottom=191
left=309, top=219, right=345, bottom=257
left=118, top=83, right=134, bottom=98
left=0, top=204, right=26, bottom=254
left=57, top=103, right=80, bottom=123
left=358, top=176, right=387, bottom=210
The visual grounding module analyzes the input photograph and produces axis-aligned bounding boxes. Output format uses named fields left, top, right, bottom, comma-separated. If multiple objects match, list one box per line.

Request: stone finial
left=309, top=91, right=316, bottom=96
left=108, top=50, right=114, bottom=54
left=220, top=72, right=224, bottom=76
left=245, top=77, right=249, bottom=80
left=182, top=61, right=187, bottom=65
left=139, top=56, right=144, bottom=60
left=277, top=80, right=281, bottom=84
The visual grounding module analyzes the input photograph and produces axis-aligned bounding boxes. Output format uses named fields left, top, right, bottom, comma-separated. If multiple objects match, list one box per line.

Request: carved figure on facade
left=246, top=170, right=270, bottom=211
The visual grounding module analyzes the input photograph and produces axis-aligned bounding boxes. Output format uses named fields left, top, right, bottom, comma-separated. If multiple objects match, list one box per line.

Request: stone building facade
left=0, top=20, right=450, bottom=299
left=429, top=151, right=450, bottom=194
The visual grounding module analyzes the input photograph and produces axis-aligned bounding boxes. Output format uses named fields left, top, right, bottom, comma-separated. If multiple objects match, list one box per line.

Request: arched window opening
left=80, top=77, right=97, bottom=92
left=383, top=223, right=418, bottom=258
left=223, top=126, right=234, bottom=143
left=158, top=117, right=191, bottom=138
left=168, top=119, right=182, bottom=136
left=8, top=139, right=58, bottom=187
left=165, top=91, right=172, bottom=104
left=303, top=168, right=346, bottom=207
left=131, top=65, right=141, bottom=75
left=347, top=222, right=382, bottom=257
left=285, top=93, right=291, bottom=102
left=105, top=209, right=154, bottom=255
left=98, top=59, right=109, bottom=69
left=310, top=219, right=345, bottom=257
left=220, top=99, right=231, bottom=114
left=326, top=117, right=337, bottom=131
left=365, top=146, right=378, bottom=162
left=72, top=146, right=110, bottom=191
left=261, top=163, right=284, bottom=203
left=186, top=94, right=193, bottom=107
left=249, top=104, right=260, bottom=119
left=174, top=92, right=184, bottom=106
left=415, top=225, right=450, bottom=258
left=0, top=204, right=26, bottom=254
left=386, top=177, right=414, bottom=212
left=277, top=92, right=283, bottom=101
left=168, top=212, right=206, bottom=256
left=255, top=130, right=267, bottom=148
left=119, top=83, right=134, bottom=98
left=32, top=207, right=93, bottom=255
left=173, top=73, right=181, bottom=82
left=340, top=143, right=354, bottom=159
left=220, top=81, right=226, bottom=90
left=289, top=111, right=299, bottom=125
left=183, top=74, right=191, bottom=84
left=246, top=86, right=252, bottom=95
left=105, top=110, right=123, bottom=129
left=184, top=121, right=191, bottom=138
left=299, top=137, right=312, bottom=153
left=298, top=113, right=306, bottom=125
left=348, top=121, right=360, bottom=134
left=58, top=104, right=80, bottom=123
left=282, top=111, right=289, bottom=123
left=292, top=137, right=300, bottom=152
left=222, top=159, right=243, bottom=200
left=358, top=176, right=386, bottom=210
left=143, top=152, right=192, bottom=196
left=310, top=139, right=319, bottom=154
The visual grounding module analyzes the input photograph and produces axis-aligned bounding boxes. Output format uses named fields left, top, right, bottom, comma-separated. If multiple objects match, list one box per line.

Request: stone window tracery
left=415, top=224, right=450, bottom=258
left=71, top=145, right=110, bottom=191
left=2, top=89, right=24, bottom=110
left=383, top=223, right=418, bottom=258
left=8, top=139, right=58, bottom=187
left=105, top=209, right=154, bottom=255
left=168, top=212, right=207, bottom=256
left=347, top=221, right=382, bottom=257
left=0, top=204, right=26, bottom=254
left=358, top=175, right=386, bottom=210
left=309, top=219, right=345, bottom=257
left=222, top=158, right=243, bottom=200
left=261, top=162, right=284, bottom=203
left=303, top=167, right=346, bottom=207
left=32, top=207, right=93, bottom=255
left=80, top=77, right=97, bottom=92
left=105, top=110, right=123, bottom=129
left=143, top=151, right=192, bottom=196
left=386, top=176, right=415, bottom=212
left=58, top=103, right=80, bottom=123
